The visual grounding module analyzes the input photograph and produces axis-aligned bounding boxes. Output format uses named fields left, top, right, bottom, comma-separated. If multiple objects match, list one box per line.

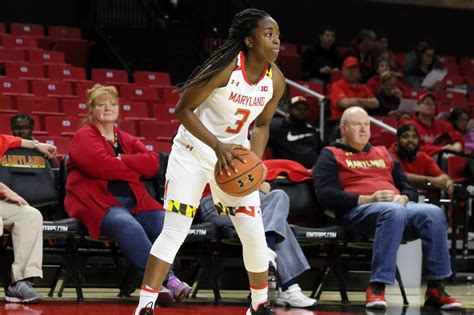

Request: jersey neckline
left=238, top=51, right=269, bottom=87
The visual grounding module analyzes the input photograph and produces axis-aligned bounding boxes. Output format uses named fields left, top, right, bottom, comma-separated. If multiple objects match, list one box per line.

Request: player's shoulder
left=268, top=62, right=285, bottom=89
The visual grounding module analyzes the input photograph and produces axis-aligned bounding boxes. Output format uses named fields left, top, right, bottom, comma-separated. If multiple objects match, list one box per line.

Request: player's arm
left=174, top=58, right=244, bottom=175
left=250, top=65, right=285, bottom=159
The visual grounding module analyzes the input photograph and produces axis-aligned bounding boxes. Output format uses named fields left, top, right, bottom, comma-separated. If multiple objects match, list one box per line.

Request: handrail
left=285, top=79, right=327, bottom=141
left=285, top=78, right=398, bottom=139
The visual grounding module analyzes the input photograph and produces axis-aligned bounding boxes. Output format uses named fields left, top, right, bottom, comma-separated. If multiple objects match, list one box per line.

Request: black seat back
left=0, top=147, right=58, bottom=207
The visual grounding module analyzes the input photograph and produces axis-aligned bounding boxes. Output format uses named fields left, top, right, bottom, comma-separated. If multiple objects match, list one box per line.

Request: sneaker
left=136, top=302, right=154, bottom=315
left=268, top=248, right=277, bottom=271
left=365, top=284, right=387, bottom=309
left=425, top=285, right=462, bottom=310
left=166, top=276, right=192, bottom=302
left=156, top=286, right=174, bottom=307
left=275, top=284, right=317, bottom=308
left=5, top=280, right=42, bottom=303
left=245, top=301, right=274, bottom=315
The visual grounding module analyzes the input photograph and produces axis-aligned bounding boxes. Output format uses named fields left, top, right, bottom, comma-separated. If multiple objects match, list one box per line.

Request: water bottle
left=268, top=267, right=277, bottom=303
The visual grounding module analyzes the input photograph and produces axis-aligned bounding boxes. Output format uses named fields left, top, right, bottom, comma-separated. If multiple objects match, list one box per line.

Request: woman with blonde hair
left=65, top=84, right=191, bottom=305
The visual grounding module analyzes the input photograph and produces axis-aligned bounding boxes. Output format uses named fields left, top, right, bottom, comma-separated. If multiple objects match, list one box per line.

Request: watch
left=33, top=140, right=40, bottom=148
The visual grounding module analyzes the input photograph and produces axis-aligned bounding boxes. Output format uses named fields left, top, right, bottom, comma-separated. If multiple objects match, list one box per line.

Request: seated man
left=390, top=123, right=454, bottom=194
left=268, top=96, right=322, bottom=169
left=328, top=56, right=379, bottom=139
left=11, top=114, right=36, bottom=141
left=313, top=107, right=461, bottom=310
left=199, top=184, right=316, bottom=309
left=403, top=92, right=463, bottom=156
left=0, top=134, right=56, bottom=303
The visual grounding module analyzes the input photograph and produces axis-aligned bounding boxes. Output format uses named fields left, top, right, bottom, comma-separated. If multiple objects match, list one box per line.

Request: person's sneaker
left=156, top=286, right=174, bottom=307
left=245, top=301, right=274, bottom=315
left=268, top=248, right=277, bottom=271
left=425, top=285, right=462, bottom=310
left=135, top=302, right=154, bottom=315
left=365, top=283, right=387, bottom=309
left=5, top=280, right=42, bottom=303
left=275, top=284, right=317, bottom=308
left=166, top=276, right=192, bottom=302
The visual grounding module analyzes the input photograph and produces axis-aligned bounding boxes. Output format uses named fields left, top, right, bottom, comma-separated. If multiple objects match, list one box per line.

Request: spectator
left=390, top=123, right=454, bottom=194
left=313, top=106, right=461, bottom=310
left=0, top=134, right=57, bottom=303
left=404, top=43, right=442, bottom=89
left=64, top=84, right=190, bottom=305
left=328, top=56, right=379, bottom=138
left=268, top=96, right=322, bottom=169
left=404, top=92, right=463, bottom=156
left=372, top=32, right=399, bottom=71
left=367, top=58, right=391, bottom=94
left=342, top=28, right=377, bottom=82
left=371, top=71, right=403, bottom=118
left=301, top=26, right=341, bottom=84
left=199, top=186, right=316, bottom=308
left=449, top=107, right=474, bottom=152
left=10, top=114, right=35, bottom=141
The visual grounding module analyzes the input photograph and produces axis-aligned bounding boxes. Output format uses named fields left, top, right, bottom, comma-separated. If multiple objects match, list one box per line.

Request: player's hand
left=214, top=142, right=246, bottom=176
left=36, top=143, right=57, bottom=159
left=370, top=190, right=396, bottom=202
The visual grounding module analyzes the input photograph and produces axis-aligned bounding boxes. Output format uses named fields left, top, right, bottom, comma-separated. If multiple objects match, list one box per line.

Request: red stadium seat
left=35, top=136, right=70, bottom=155
left=92, top=68, right=129, bottom=84
left=121, top=85, right=160, bottom=103
left=48, top=26, right=82, bottom=40
left=371, top=129, right=396, bottom=149
left=446, top=155, right=468, bottom=182
left=153, top=104, right=176, bottom=122
left=47, top=64, right=87, bottom=82
left=156, top=86, right=180, bottom=104
left=0, top=48, right=27, bottom=62
left=0, top=95, right=14, bottom=112
left=134, top=71, right=171, bottom=86
left=16, top=96, right=62, bottom=115
left=441, top=74, right=465, bottom=88
left=10, top=23, right=44, bottom=36
left=117, top=119, right=137, bottom=136
left=138, top=121, right=179, bottom=141
left=75, top=81, right=96, bottom=97
left=5, top=62, right=46, bottom=80
left=62, top=99, right=88, bottom=117
left=0, top=78, right=32, bottom=96
left=51, top=39, right=89, bottom=67
left=142, top=140, right=172, bottom=153
left=402, top=87, right=425, bottom=99
left=276, top=55, right=301, bottom=80
left=120, top=100, right=150, bottom=119
left=438, top=55, right=457, bottom=67
left=278, top=43, right=299, bottom=56
left=435, top=91, right=466, bottom=103
left=0, top=115, right=12, bottom=133
left=1, top=35, right=38, bottom=49
left=31, top=80, right=74, bottom=98
left=28, top=49, right=66, bottom=65
left=44, top=116, right=81, bottom=137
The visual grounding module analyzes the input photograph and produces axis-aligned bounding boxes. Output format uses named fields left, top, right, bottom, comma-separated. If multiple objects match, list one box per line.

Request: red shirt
left=0, top=135, right=22, bottom=157
left=389, top=144, right=444, bottom=177
left=65, top=124, right=161, bottom=239
left=326, top=145, right=399, bottom=195
left=402, top=114, right=464, bottom=156
left=329, top=78, right=373, bottom=120
left=367, top=75, right=380, bottom=94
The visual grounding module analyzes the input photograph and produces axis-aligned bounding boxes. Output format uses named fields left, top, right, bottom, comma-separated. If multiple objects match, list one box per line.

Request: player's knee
left=150, top=224, right=188, bottom=263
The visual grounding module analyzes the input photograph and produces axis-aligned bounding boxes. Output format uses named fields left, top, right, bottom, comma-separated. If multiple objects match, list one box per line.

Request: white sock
left=135, top=285, right=160, bottom=315
left=250, top=284, right=268, bottom=311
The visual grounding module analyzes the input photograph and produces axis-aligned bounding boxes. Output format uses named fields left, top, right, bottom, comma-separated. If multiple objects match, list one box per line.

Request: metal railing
left=285, top=79, right=397, bottom=140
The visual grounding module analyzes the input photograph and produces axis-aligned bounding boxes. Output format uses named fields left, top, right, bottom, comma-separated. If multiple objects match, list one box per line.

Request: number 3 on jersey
left=226, top=108, right=250, bottom=134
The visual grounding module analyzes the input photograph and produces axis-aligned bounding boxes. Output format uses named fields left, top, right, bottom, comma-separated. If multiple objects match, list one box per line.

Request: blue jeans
left=342, top=201, right=452, bottom=284
left=100, top=196, right=173, bottom=280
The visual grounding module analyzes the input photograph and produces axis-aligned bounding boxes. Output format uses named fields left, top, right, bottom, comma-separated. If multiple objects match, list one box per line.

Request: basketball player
left=134, top=8, right=285, bottom=315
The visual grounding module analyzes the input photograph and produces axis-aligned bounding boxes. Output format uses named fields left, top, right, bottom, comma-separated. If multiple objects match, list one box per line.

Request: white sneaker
left=268, top=248, right=277, bottom=271
left=275, top=284, right=317, bottom=308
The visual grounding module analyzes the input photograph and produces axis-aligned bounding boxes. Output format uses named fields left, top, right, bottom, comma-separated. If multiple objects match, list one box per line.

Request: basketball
left=214, top=147, right=264, bottom=197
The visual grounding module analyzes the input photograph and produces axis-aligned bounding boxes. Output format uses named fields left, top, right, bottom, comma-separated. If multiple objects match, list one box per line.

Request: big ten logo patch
left=1, top=154, right=46, bottom=168
left=260, top=86, right=268, bottom=92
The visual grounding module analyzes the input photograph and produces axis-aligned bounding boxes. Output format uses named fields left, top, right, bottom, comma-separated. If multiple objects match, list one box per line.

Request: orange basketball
left=214, top=147, right=264, bottom=197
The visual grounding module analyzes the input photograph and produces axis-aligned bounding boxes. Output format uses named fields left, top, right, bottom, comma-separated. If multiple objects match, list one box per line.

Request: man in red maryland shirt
left=404, top=92, right=463, bottom=156
left=314, top=107, right=461, bottom=310
left=0, top=135, right=56, bottom=303
left=390, top=123, right=454, bottom=194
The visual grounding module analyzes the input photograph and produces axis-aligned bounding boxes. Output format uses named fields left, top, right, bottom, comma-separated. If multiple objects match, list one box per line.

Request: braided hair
left=181, top=8, right=270, bottom=89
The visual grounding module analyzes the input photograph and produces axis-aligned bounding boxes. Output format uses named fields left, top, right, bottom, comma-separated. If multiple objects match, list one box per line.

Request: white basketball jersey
left=175, top=51, right=274, bottom=155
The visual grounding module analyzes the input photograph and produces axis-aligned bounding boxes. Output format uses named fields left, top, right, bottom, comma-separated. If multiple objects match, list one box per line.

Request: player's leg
left=134, top=144, right=209, bottom=314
